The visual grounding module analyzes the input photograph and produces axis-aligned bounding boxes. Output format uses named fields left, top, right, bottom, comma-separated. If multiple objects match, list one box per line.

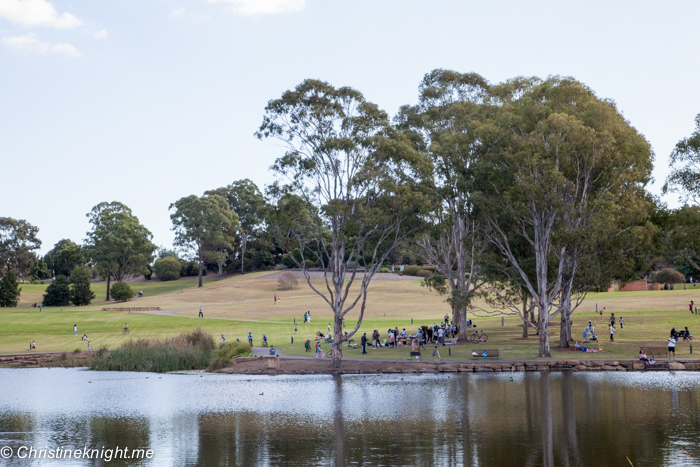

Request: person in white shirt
left=609, top=325, right=615, bottom=342
left=668, top=338, right=676, bottom=359
left=438, top=327, right=445, bottom=346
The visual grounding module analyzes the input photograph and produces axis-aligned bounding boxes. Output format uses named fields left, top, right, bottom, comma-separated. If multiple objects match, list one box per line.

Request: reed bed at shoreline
left=89, top=328, right=215, bottom=372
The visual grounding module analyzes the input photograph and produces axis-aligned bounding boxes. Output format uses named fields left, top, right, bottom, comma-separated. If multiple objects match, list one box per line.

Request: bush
left=70, top=266, right=95, bottom=306
left=154, top=257, right=182, bottom=281
left=0, top=270, right=22, bottom=307
left=110, top=281, right=133, bottom=302
left=403, top=266, right=421, bottom=276
left=379, top=267, right=391, bottom=273
left=278, top=271, right=298, bottom=290
left=417, top=269, right=433, bottom=278
left=43, top=275, right=71, bottom=306
left=90, top=329, right=214, bottom=372
left=208, top=341, right=252, bottom=371
left=653, top=268, right=686, bottom=284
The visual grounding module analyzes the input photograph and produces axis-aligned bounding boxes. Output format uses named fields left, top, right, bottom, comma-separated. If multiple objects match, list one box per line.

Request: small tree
left=154, top=257, right=182, bottom=281
left=110, top=281, right=133, bottom=302
left=654, top=268, right=686, bottom=285
left=70, top=266, right=95, bottom=306
left=277, top=271, right=298, bottom=290
left=0, top=270, right=21, bottom=307
left=43, top=275, right=71, bottom=306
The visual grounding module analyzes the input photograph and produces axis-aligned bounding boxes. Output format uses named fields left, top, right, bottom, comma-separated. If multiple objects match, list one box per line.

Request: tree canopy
left=85, top=202, right=156, bottom=300
left=0, top=217, right=41, bottom=278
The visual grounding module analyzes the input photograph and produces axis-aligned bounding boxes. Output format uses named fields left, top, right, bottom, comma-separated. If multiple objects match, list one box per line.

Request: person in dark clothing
left=361, top=333, right=368, bottom=354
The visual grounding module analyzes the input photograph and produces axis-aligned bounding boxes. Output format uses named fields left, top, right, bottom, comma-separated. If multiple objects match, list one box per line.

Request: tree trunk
left=106, top=273, right=111, bottom=301
left=522, top=292, right=530, bottom=338
left=332, top=311, right=343, bottom=368
left=198, top=250, right=203, bottom=288
left=537, top=298, right=551, bottom=357
left=217, top=262, right=223, bottom=278
left=558, top=287, right=572, bottom=348
left=241, top=237, right=247, bottom=275
left=456, top=304, right=468, bottom=343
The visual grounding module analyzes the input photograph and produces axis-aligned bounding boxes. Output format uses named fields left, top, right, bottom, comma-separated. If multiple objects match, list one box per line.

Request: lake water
left=1, top=368, right=700, bottom=466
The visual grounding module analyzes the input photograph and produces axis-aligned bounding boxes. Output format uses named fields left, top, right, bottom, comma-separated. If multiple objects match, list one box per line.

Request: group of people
left=273, top=295, right=282, bottom=305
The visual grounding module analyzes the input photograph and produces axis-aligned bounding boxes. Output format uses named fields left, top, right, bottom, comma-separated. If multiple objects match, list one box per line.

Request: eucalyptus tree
left=662, top=115, right=700, bottom=271
left=205, top=179, right=266, bottom=274
left=170, top=194, right=239, bottom=286
left=0, top=217, right=41, bottom=278
left=257, top=79, right=429, bottom=368
left=85, top=202, right=156, bottom=300
left=480, top=76, right=653, bottom=356
left=397, top=69, right=492, bottom=342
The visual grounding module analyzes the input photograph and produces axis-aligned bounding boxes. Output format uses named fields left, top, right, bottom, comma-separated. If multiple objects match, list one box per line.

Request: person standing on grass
left=361, top=333, right=368, bottom=354
left=610, top=313, right=615, bottom=328
left=620, top=317, right=624, bottom=330
left=221, top=334, right=226, bottom=344
left=87, top=341, right=91, bottom=351
left=609, top=324, right=615, bottom=342
left=274, top=294, right=277, bottom=304
left=668, top=337, right=676, bottom=359
left=199, top=307, right=203, bottom=318
left=372, top=329, right=380, bottom=349
left=73, top=324, right=77, bottom=336
left=328, top=323, right=331, bottom=334
left=295, top=323, right=298, bottom=333
left=248, top=332, right=253, bottom=346
left=690, top=301, right=694, bottom=313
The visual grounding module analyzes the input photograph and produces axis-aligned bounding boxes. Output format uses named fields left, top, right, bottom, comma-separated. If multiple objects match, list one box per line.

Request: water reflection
left=1, top=369, right=700, bottom=466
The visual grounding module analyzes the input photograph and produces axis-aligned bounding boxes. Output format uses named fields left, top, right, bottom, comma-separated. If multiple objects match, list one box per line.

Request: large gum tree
left=257, top=79, right=429, bottom=368
left=480, top=76, right=652, bottom=356
left=397, top=69, right=492, bottom=342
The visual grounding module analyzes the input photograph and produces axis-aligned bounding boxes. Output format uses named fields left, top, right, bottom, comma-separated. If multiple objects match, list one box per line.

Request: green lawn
left=4, top=273, right=700, bottom=361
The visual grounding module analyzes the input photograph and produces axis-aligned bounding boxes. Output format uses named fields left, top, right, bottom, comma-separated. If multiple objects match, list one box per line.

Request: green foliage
left=142, top=265, right=153, bottom=280
left=85, top=202, right=156, bottom=299
left=44, top=240, right=85, bottom=277
left=154, top=257, right=182, bottom=281
left=205, top=179, right=266, bottom=274
left=416, top=269, right=433, bottom=278
left=90, top=328, right=214, bottom=372
left=0, top=217, right=41, bottom=277
left=0, top=270, right=22, bottom=307
left=70, top=266, right=95, bottom=306
left=110, top=281, right=133, bottom=302
left=403, top=266, right=421, bottom=276
left=653, top=268, right=686, bottom=285
left=663, top=114, right=700, bottom=204
left=42, top=275, right=71, bottom=306
left=28, top=259, right=51, bottom=281
left=208, top=341, right=252, bottom=370
left=379, top=267, right=391, bottom=273
left=169, top=194, right=240, bottom=285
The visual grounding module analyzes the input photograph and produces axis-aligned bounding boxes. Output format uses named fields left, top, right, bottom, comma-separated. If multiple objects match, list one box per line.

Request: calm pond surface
left=1, top=368, right=700, bottom=466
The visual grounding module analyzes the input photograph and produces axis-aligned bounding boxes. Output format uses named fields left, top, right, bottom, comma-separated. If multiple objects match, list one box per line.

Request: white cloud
left=170, top=7, right=186, bottom=18
left=207, top=0, right=305, bottom=16
left=2, top=33, right=80, bottom=57
left=93, top=29, right=107, bottom=39
left=0, top=0, right=82, bottom=29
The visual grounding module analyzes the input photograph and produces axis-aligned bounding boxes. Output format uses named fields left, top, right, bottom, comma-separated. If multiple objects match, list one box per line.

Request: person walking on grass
left=668, top=337, right=676, bottom=359
left=609, top=324, right=615, bottom=342
left=691, top=301, right=695, bottom=314
left=199, top=307, right=203, bottom=318
left=73, top=324, right=77, bottom=336
left=620, top=317, right=624, bottom=330
left=610, top=313, right=615, bottom=329
left=361, top=332, right=368, bottom=354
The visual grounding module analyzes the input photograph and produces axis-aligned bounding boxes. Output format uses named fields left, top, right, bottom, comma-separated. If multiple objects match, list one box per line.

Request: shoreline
left=2, top=351, right=698, bottom=373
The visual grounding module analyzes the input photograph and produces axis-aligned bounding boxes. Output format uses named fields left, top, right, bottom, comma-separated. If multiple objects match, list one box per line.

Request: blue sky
left=1, top=0, right=699, bottom=254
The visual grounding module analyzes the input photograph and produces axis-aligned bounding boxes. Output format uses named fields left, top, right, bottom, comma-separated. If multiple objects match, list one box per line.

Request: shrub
left=110, top=281, right=133, bottom=302
left=70, top=266, right=95, bottom=306
left=0, top=270, right=22, bottom=307
left=653, top=268, right=686, bottom=284
left=379, top=267, right=391, bottom=273
left=154, top=257, right=182, bottom=281
left=417, top=269, right=433, bottom=278
left=208, top=341, right=252, bottom=371
left=403, top=266, right=421, bottom=276
left=278, top=271, right=298, bottom=290
left=43, top=275, right=71, bottom=306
